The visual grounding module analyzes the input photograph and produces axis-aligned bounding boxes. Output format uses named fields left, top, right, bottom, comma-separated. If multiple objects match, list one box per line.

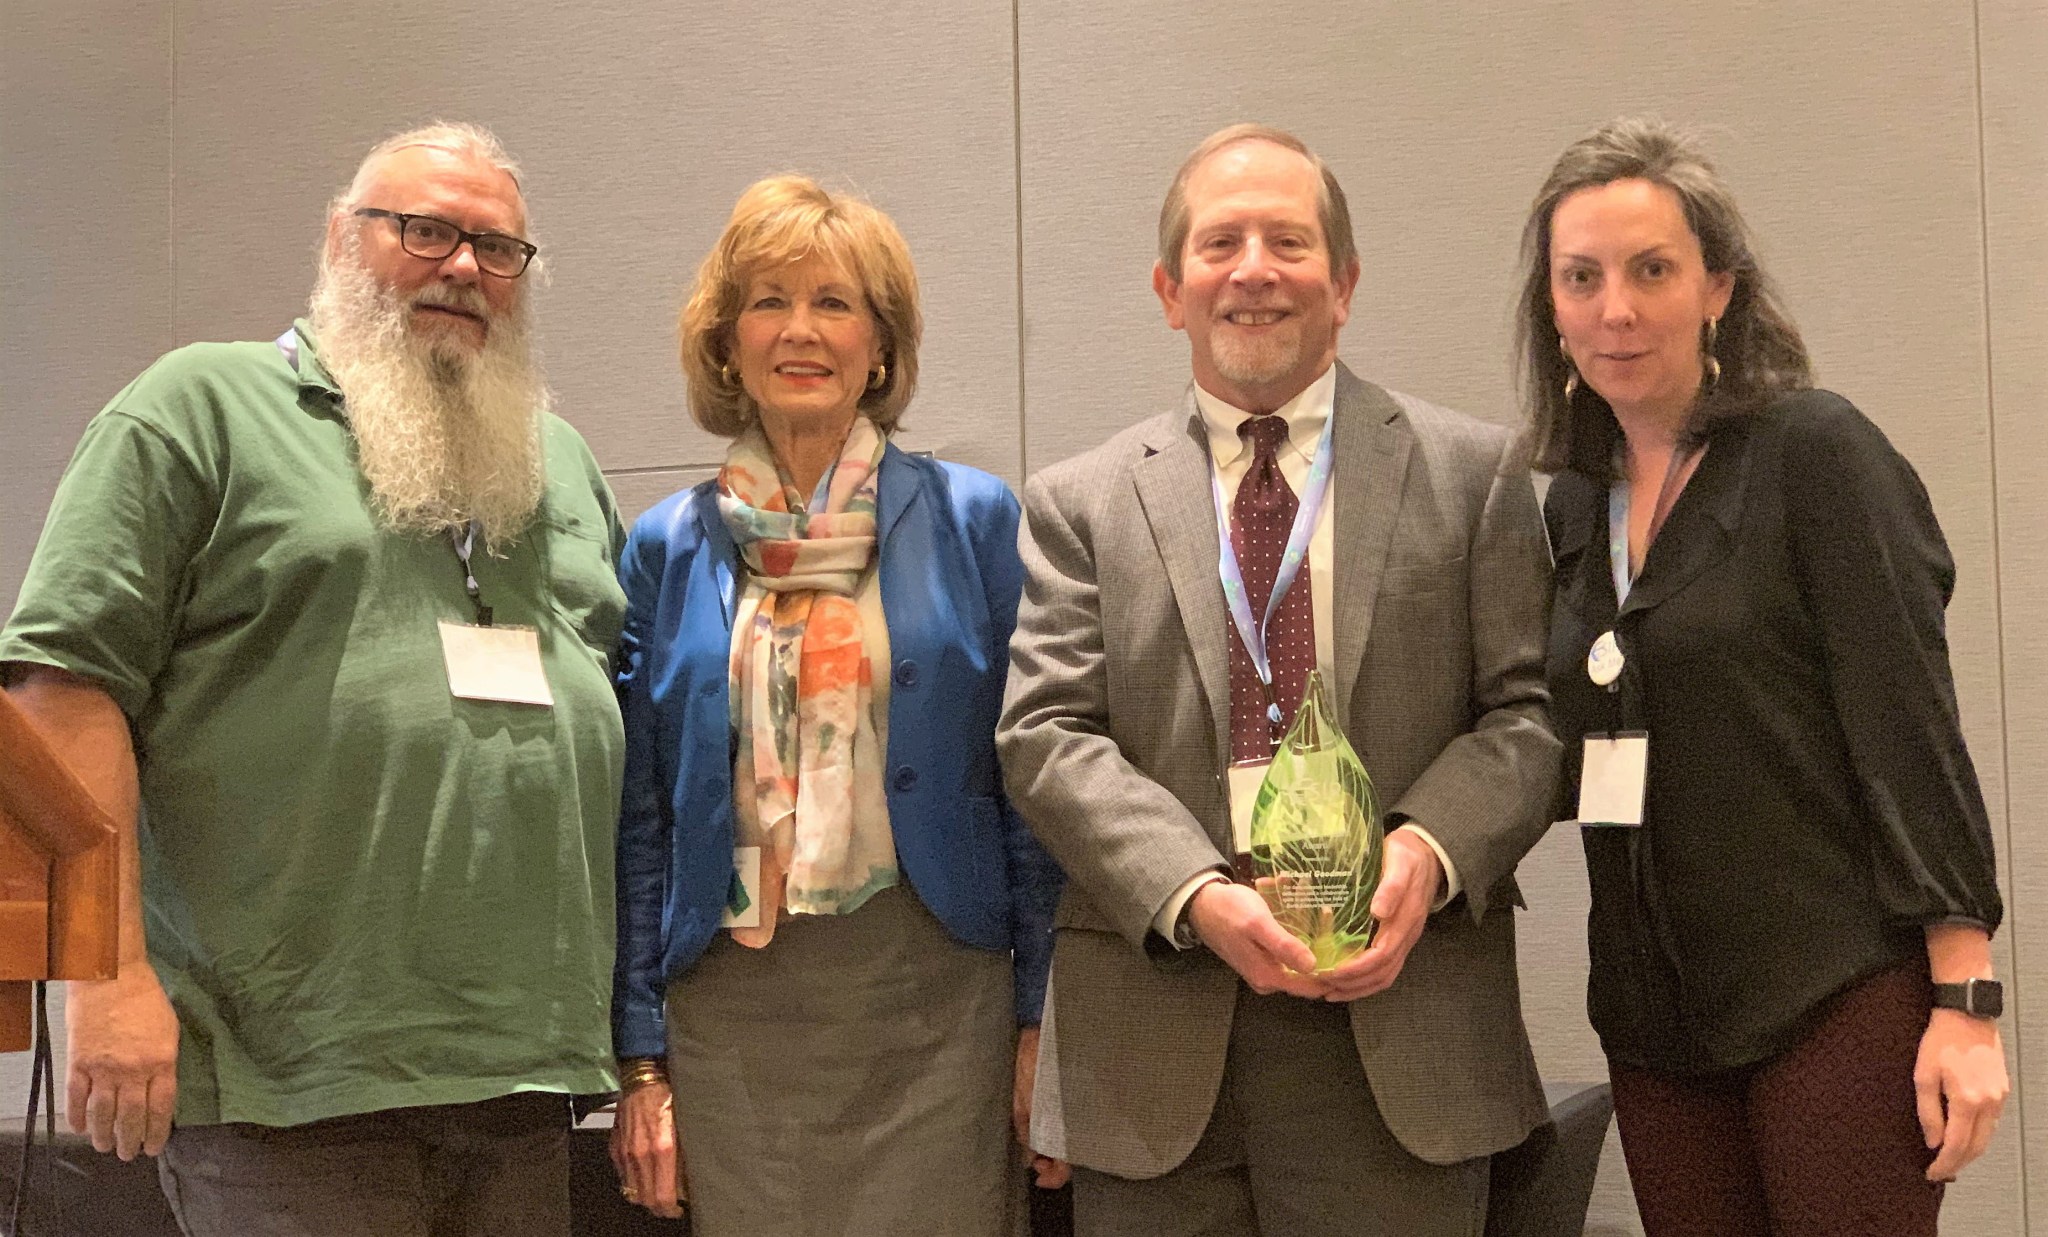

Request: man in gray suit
left=997, top=124, right=1560, bottom=1235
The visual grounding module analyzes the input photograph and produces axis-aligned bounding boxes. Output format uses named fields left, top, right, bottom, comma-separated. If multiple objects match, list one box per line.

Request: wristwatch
left=1931, top=978, right=2003, bottom=1020
left=1172, top=872, right=1231, bottom=949
left=1172, top=897, right=1202, bottom=949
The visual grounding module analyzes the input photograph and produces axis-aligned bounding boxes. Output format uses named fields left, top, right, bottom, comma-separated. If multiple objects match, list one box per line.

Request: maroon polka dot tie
left=1228, top=414, right=1317, bottom=765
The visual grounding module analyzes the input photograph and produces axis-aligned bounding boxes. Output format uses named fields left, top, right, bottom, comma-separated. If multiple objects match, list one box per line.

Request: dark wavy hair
left=1515, top=117, right=1813, bottom=478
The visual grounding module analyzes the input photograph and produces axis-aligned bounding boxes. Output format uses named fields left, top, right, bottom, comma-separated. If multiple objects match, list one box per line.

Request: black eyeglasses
left=352, top=208, right=538, bottom=278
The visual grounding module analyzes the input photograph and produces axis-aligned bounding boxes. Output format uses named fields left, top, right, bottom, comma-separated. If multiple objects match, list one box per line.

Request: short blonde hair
left=680, top=175, right=922, bottom=437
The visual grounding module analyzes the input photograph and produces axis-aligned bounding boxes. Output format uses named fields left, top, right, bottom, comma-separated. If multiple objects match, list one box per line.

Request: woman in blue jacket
left=606, top=174, right=1062, bottom=1234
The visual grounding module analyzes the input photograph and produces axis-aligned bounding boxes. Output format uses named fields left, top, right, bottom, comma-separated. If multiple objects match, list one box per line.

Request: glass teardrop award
left=1248, top=670, right=1384, bottom=971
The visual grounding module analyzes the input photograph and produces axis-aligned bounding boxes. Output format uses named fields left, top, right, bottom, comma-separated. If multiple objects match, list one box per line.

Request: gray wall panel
left=1017, top=2, right=1989, bottom=452
left=2, top=1, right=174, bottom=608
left=609, top=465, right=719, bottom=527
left=1981, top=0, right=2048, bottom=1228
left=168, top=0, right=1022, bottom=490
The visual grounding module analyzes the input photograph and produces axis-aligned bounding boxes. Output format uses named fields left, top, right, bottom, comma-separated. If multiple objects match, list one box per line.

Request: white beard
left=308, top=240, right=549, bottom=550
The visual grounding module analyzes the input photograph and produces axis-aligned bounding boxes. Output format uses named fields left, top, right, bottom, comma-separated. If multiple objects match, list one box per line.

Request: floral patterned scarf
left=717, top=417, right=897, bottom=947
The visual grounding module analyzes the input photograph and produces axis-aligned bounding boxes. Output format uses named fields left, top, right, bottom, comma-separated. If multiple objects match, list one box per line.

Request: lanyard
left=1608, top=441, right=1702, bottom=607
left=280, top=328, right=492, bottom=626
left=1209, top=410, right=1335, bottom=726
left=452, top=521, right=493, bottom=626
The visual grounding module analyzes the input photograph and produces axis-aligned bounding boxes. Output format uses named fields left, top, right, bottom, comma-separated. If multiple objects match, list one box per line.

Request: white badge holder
left=1574, top=731, right=1648, bottom=827
left=1226, top=761, right=1272, bottom=857
left=438, top=620, right=554, bottom=707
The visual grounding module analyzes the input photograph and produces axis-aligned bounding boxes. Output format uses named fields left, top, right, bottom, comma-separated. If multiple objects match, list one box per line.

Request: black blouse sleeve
left=1779, top=390, right=2002, bottom=931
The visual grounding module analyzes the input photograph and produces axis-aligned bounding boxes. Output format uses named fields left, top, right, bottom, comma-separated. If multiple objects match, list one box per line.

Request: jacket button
left=894, top=661, right=919, bottom=688
left=892, top=766, right=918, bottom=792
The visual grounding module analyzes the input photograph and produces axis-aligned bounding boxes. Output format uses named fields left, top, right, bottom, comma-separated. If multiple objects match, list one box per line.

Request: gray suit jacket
left=998, top=364, right=1560, bottom=1176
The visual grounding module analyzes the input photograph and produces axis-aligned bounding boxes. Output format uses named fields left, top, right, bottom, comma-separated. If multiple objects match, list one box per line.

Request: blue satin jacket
left=610, top=445, right=1062, bottom=1059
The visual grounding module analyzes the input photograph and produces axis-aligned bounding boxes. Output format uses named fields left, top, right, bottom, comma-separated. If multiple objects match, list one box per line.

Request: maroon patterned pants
left=1608, top=960, right=1943, bottom=1237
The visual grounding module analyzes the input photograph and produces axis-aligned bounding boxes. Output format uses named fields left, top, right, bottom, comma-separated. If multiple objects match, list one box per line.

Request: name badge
left=721, top=845, right=763, bottom=929
left=1226, top=760, right=1270, bottom=859
left=438, top=621, right=554, bottom=707
left=1576, top=731, right=1648, bottom=827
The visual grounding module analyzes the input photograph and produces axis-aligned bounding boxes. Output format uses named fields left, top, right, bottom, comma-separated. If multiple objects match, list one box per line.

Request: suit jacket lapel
left=1331, top=366, right=1412, bottom=722
left=691, top=482, right=741, bottom=631
left=874, top=440, right=922, bottom=551
left=1133, top=392, right=1233, bottom=765
left=874, top=442, right=926, bottom=621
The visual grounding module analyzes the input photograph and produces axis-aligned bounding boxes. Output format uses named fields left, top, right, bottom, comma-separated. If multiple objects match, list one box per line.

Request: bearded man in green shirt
left=1, top=122, right=627, bottom=1236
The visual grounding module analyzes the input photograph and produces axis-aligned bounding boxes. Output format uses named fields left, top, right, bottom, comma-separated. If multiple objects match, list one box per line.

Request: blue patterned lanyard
left=1209, top=411, right=1336, bottom=725
left=1607, top=483, right=1633, bottom=607
left=1608, top=442, right=1702, bottom=607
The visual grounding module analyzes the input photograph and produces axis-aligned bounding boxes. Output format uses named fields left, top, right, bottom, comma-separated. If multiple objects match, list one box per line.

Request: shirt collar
left=1192, top=365, right=1337, bottom=468
left=286, top=317, right=343, bottom=402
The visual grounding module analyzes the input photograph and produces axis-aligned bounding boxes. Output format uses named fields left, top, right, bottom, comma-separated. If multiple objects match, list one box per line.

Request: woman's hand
left=609, top=1077, right=687, bottom=1219
left=1916, top=1009, right=2007, bottom=1181
left=1013, top=1026, right=1070, bottom=1189
left=1919, top=924, right=2008, bottom=1182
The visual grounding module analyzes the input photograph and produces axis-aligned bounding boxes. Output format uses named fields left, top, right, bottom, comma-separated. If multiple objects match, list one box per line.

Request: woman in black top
left=1515, top=117, right=2007, bottom=1236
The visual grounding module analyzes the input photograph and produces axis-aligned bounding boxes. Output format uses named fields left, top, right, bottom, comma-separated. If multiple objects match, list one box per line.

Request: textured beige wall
left=1, top=0, right=173, bottom=622
left=2, top=2, right=2040, bottom=1232
left=1982, top=0, right=2048, bottom=1225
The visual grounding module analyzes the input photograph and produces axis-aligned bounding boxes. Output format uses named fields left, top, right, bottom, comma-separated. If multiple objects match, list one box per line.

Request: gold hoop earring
left=867, top=362, right=888, bottom=392
left=720, top=362, right=736, bottom=386
left=1701, top=318, right=1722, bottom=389
left=1559, top=336, right=1581, bottom=401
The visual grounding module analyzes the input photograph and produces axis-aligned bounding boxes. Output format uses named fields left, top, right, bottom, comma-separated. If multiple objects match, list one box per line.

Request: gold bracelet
left=617, top=1057, right=669, bottom=1093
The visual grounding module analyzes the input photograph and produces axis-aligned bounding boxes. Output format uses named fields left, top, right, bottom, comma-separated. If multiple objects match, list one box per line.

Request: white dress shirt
left=1153, top=366, right=1461, bottom=945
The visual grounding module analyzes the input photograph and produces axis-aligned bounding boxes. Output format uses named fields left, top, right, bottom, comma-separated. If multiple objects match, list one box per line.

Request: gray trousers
left=156, top=1092, right=572, bottom=1237
left=1074, top=989, right=1489, bottom=1237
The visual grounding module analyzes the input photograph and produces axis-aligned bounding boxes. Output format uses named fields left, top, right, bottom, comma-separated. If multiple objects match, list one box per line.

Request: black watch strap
left=1931, top=978, right=2003, bottom=1020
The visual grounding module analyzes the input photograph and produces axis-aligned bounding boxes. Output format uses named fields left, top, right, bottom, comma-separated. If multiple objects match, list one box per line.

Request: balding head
left=323, top=123, right=533, bottom=355
left=1157, top=124, right=1356, bottom=285
left=342, top=122, right=525, bottom=212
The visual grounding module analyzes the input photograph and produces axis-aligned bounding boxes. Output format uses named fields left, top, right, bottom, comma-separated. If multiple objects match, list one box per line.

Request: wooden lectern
left=0, top=689, right=120, bottom=1052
